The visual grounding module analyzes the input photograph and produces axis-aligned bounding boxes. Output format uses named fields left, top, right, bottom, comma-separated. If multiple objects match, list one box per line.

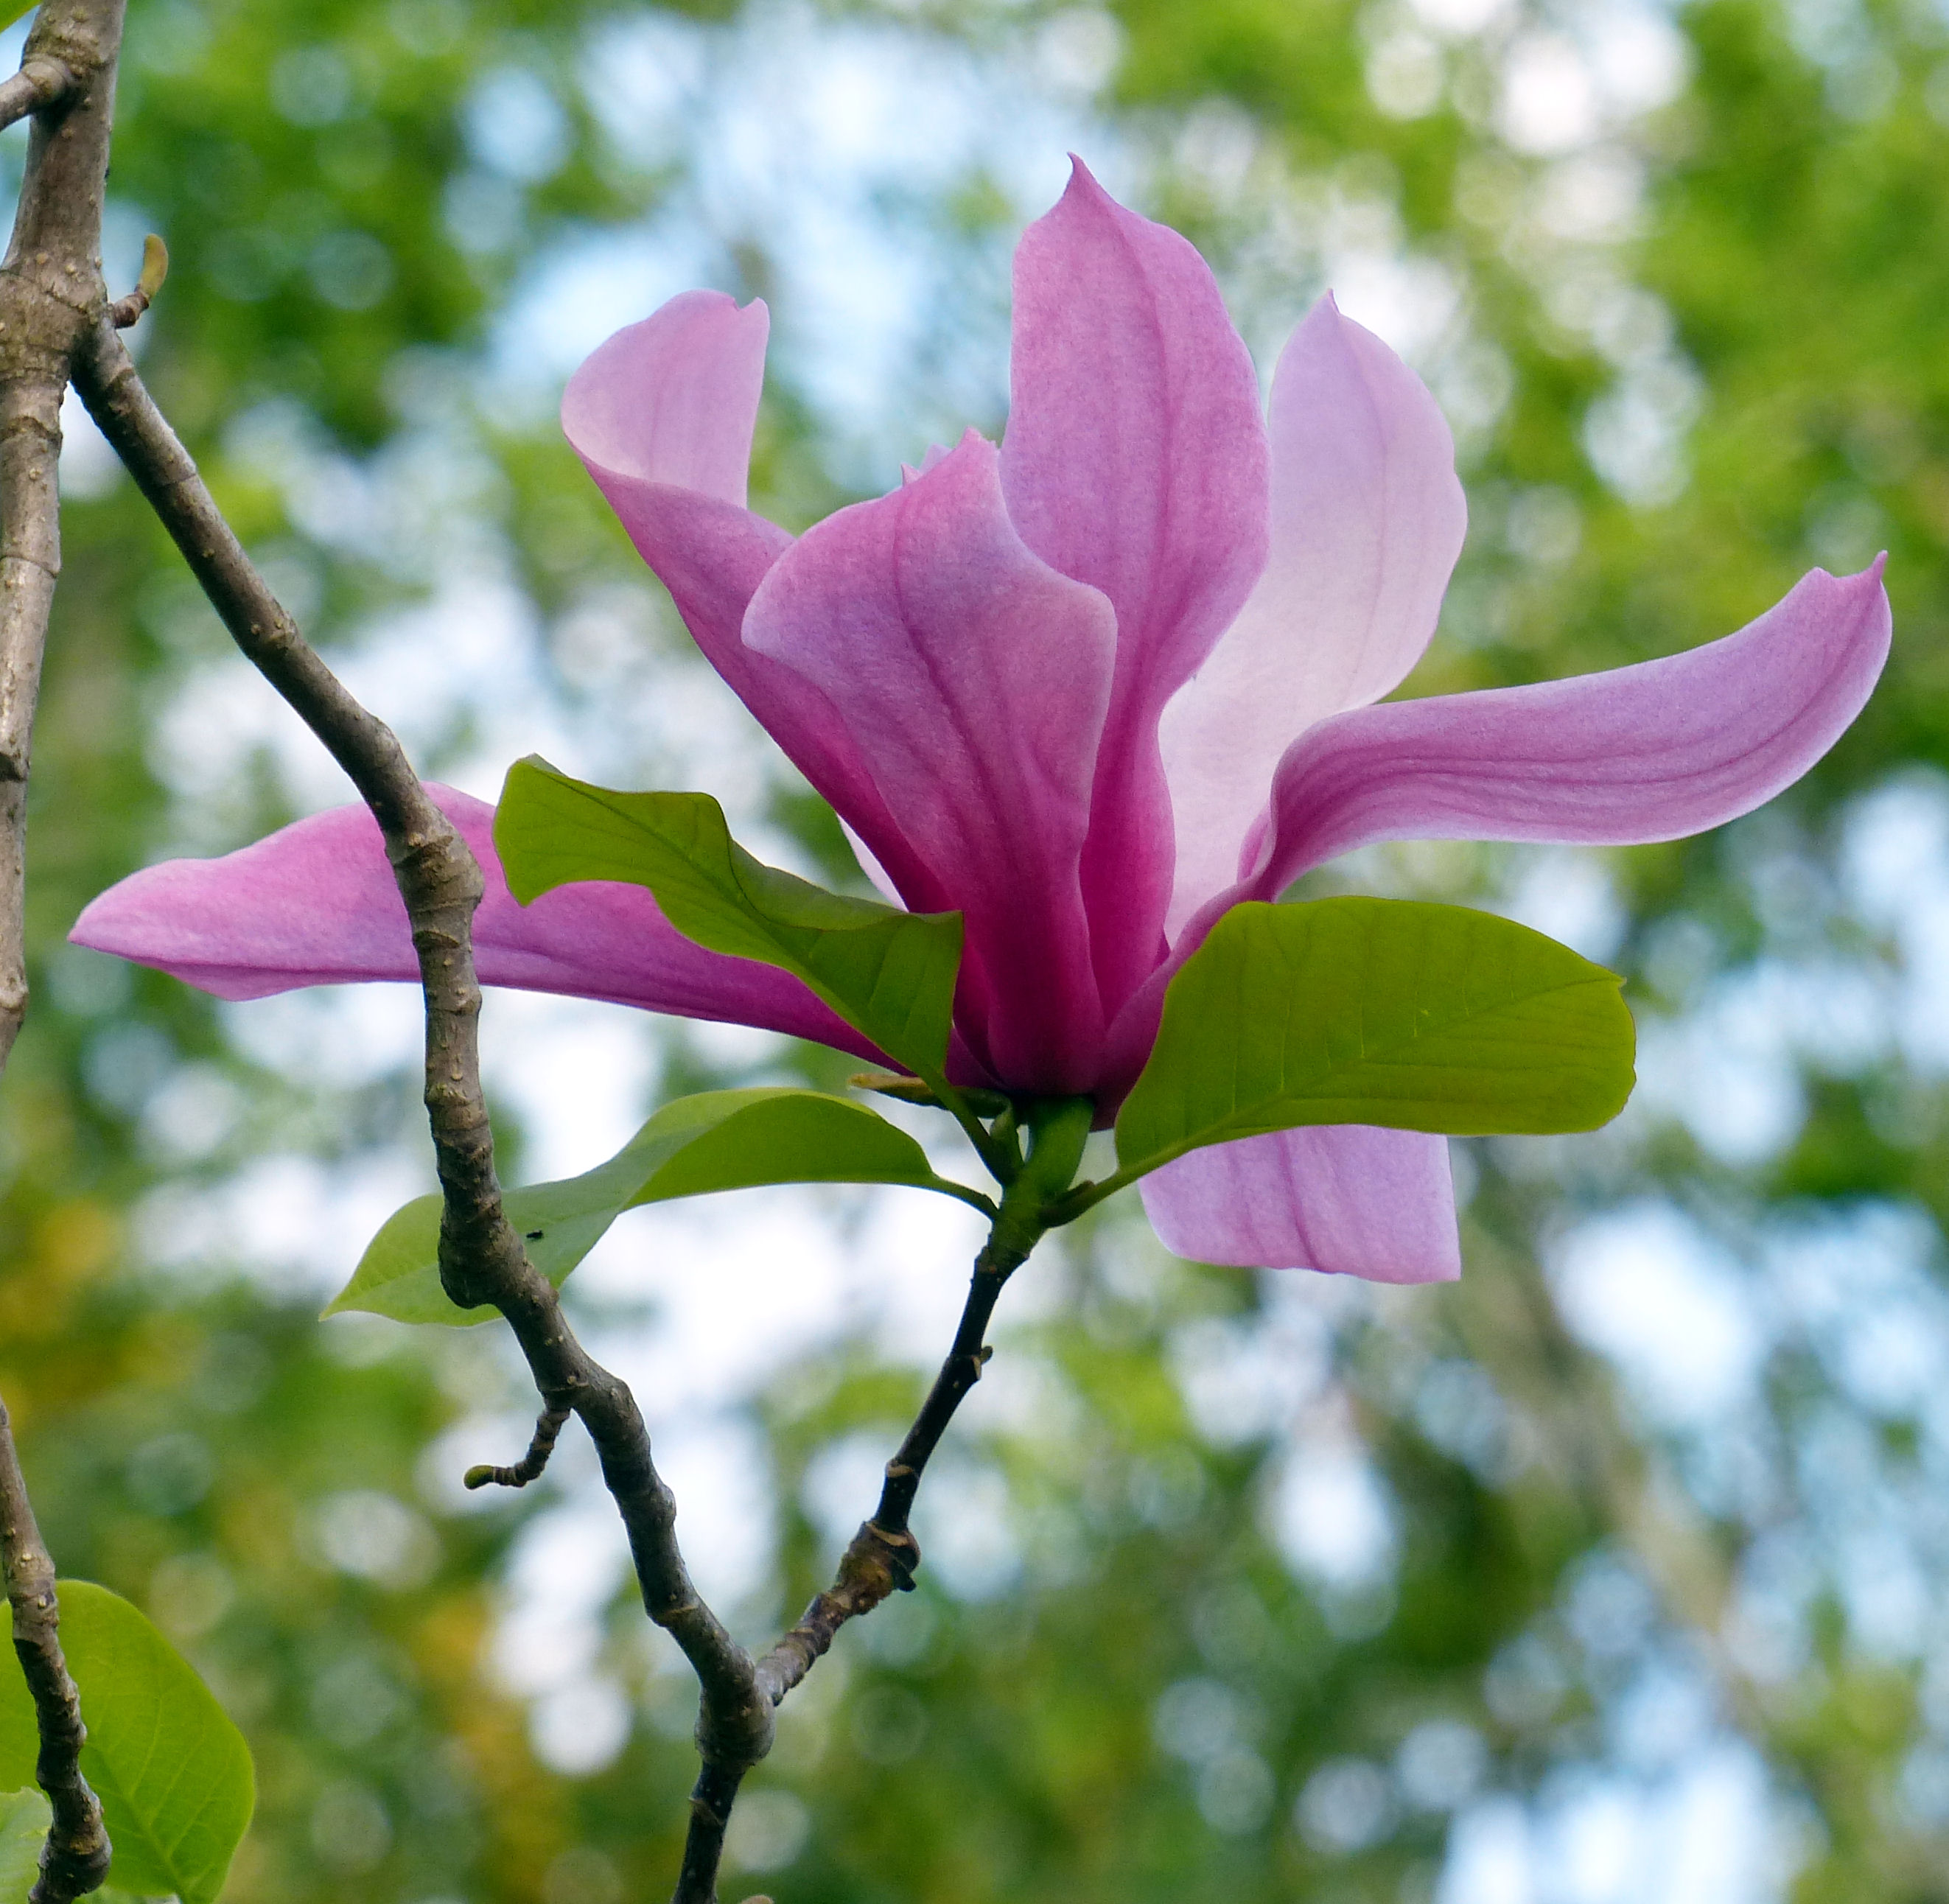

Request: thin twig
left=0, top=56, right=74, bottom=134
left=107, top=232, right=165, bottom=329
left=71, top=328, right=777, bottom=1893
left=657, top=1231, right=1032, bottom=1899
left=464, top=1405, right=570, bottom=1491
left=754, top=1230, right=1028, bottom=1706
left=1, top=1396, right=111, bottom=1904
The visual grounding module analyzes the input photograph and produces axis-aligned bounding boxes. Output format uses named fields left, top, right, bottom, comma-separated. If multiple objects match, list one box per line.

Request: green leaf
left=0, top=6, right=35, bottom=31
left=1115, top=898, right=1635, bottom=1174
left=0, top=1583, right=254, bottom=1904
left=0, top=1788, right=49, bottom=1904
left=495, top=757, right=963, bottom=1081
left=329, top=1087, right=990, bottom=1325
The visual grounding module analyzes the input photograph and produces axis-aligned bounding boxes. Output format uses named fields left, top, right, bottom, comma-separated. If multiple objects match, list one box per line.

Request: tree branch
left=651, top=1228, right=1035, bottom=1900
left=0, top=1396, right=111, bottom=1904
left=0, top=57, right=73, bottom=135
left=71, top=330, right=775, bottom=1893
left=0, top=0, right=125, bottom=1071
left=0, top=9, right=130, bottom=1897
left=755, top=1228, right=1029, bottom=1706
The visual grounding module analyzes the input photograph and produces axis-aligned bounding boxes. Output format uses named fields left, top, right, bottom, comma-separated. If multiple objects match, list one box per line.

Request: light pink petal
left=1159, top=295, right=1466, bottom=935
left=744, top=433, right=1116, bottom=1092
left=561, top=287, right=769, bottom=508
left=562, top=295, right=936, bottom=907
left=1140, top=1125, right=1460, bottom=1281
left=1228, top=559, right=1893, bottom=911
left=1001, top=157, right=1270, bottom=1016
left=1096, top=560, right=1894, bottom=1105
left=70, top=787, right=884, bottom=1061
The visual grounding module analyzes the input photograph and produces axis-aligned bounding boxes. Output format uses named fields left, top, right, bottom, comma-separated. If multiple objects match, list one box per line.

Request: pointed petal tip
left=1048, top=153, right=1124, bottom=223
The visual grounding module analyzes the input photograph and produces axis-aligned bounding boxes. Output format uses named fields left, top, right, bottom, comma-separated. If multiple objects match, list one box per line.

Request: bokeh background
left=2, top=0, right=1947, bottom=1897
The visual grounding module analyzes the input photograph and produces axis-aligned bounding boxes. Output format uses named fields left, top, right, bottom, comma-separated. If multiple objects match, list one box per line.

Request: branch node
left=0, top=57, right=75, bottom=138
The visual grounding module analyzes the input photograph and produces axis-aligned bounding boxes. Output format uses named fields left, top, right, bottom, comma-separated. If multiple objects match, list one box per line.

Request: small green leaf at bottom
left=0, top=1583, right=254, bottom=1904
left=0, top=1788, right=49, bottom=1904
left=1116, top=897, right=1635, bottom=1176
left=329, top=1087, right=990, bottom=1325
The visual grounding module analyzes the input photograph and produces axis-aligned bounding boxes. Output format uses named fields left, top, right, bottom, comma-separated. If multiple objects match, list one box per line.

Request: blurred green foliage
left=4, top=0, right=1948, bottom=1899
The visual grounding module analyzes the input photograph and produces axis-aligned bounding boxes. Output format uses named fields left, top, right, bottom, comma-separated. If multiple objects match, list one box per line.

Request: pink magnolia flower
left=73, top=161, right=1891, bottom=1285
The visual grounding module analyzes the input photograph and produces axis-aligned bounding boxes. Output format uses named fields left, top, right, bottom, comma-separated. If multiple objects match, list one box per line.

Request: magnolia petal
left=1001, top=156, right=1270, bottom=1017
left=562, top=295, right=936, bottom=907
left=561, top=287, right=769, bottom=508
left=745, top=433, right=1116, bottom=1091
left=70, top=788, right=883, bottom=1060
left=1160, top=295, right=1466, bottom=936
left=1140, top=1124, right=1460, bottom=1282
left=1228, top=559, right=1893, bottom=909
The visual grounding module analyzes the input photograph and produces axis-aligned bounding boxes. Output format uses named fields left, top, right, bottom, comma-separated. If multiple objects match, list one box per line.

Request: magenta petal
left=70, top=788, right=884, bottom=1061
left=1228, top=560, right=1893, bottom=906
left=562, top=295, right=931, bottom=906
left=744, top=433, right=1116, bottom=1092
left=1001, top=158, right=1270, bottom=1016
left=561, top=287, right=769, bottom=508
left=1140, top=1126, right=1460, bottom=1282
left=1160, top=294, right=1466, bottom=934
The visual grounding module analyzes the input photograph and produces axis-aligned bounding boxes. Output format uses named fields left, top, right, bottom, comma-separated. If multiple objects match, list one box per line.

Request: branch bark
left=0, top=57, right=73, bottom=136
left=0, top=0, right=124, bottom=1067
left=0, top=1397, right=110, bottom=1904
left=0, top=6, right=130, bottom=1896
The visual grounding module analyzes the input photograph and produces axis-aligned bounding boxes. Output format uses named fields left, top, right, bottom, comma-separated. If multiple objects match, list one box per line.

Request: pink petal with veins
left=1002, top=157, right=1270, bottom=1019
left=1141, top=1125, right=1460, bottom=1281
left=70, top=787, right=884, bottom=1061
left=561, top=291, right=943, bottom=915
left=1161, top=294, right=1466, bottom=935
left=746, top=433, right=1116, bottom=1091
left=1231, top=559, right=1892, bottom=903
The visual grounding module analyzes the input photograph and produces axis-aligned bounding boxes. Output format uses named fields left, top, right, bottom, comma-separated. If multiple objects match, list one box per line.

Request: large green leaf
left=0, top=1788, right=48, bottom=1904
left=0, top=1583, right=253, bottom=1904
left=329, top=1087, right=990, bottom=1325
left=1115, top=898, right=1635, bottom=1174
left=495, top=757, right=963, bottom=1081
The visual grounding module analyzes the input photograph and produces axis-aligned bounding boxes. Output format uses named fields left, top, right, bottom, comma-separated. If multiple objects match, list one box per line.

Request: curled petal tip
left=561, top=289, right=771, bottom=506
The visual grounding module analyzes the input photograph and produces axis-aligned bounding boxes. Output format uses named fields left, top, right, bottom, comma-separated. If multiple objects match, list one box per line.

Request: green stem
left=1040, top=1158, right=1149, bottom=1227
